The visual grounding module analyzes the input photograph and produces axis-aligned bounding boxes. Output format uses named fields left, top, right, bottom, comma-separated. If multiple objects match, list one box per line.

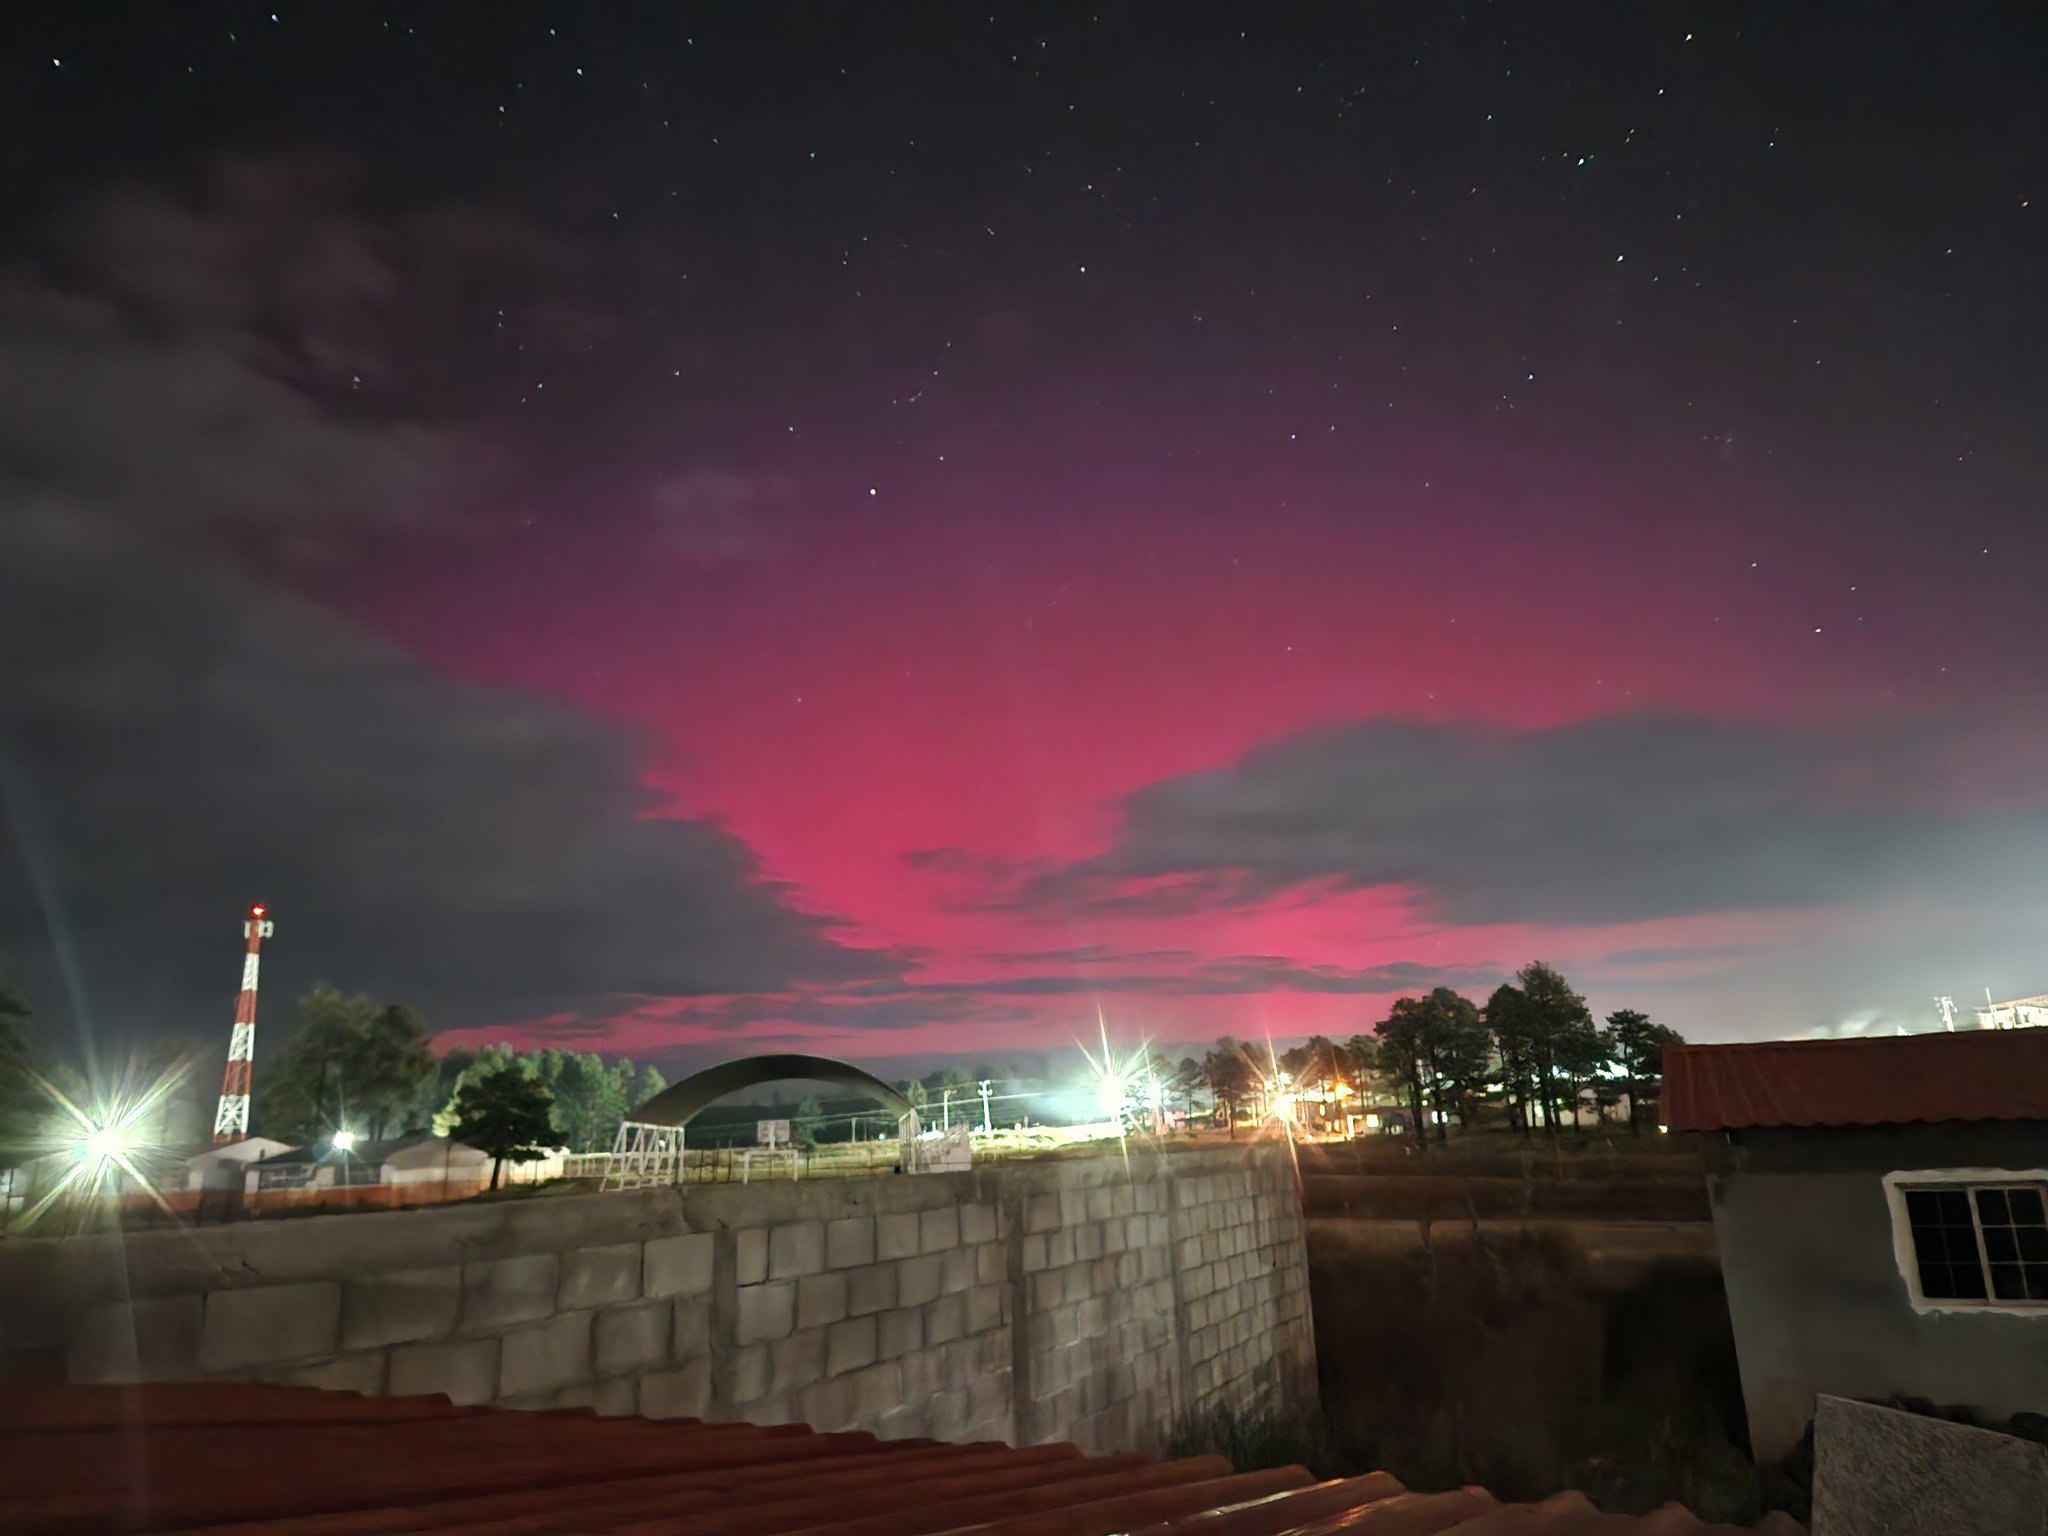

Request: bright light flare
left=80, top=1125, right=128, bottom=1162
left=15, top=1054, right=193, bottom=1232
left=331, top=1129, right=358, bottom=1153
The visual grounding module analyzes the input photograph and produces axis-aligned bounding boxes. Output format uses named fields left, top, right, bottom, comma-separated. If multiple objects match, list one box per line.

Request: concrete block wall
left=0, top=1143, right=1314, bottom=1455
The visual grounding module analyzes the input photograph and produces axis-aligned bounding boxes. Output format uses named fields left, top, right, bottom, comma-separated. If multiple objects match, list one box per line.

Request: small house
left=182, top=1136, right=293, bottom=1191
left=1663, top=1029, right=2048, bottom=1463
left=247, top=1133, right=493, bottom=1192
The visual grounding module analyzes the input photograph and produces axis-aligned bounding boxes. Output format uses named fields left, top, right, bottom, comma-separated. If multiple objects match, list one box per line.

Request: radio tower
left=212, top=905, right=275, bottom=1143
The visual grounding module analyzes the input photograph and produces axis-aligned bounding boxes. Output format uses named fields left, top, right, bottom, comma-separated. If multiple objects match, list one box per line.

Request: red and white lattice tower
left=212, top=905, right=275, bottom=1143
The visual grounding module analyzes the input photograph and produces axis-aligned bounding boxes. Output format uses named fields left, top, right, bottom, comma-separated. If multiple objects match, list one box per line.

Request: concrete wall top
left=0, top=1143, right=1291, bottom=1332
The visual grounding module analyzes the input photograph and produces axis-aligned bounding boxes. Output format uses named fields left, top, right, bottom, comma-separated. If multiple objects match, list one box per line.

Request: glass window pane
left=1985, top=1226, right=2019, bottom=1262
left=1906, top=1189, right=1944, bottom=1225
left=1976, top=1188, right=2012, bottom=1225
left=2026, top=1267, right=2048, bottom=1302
left=2018, top=1227, right=2048, bottom=1263
left=1991, top=1264, right=2027, bottom=1301
left=1937, top=1189, right=1974, bottom=1225
left=1951, top=1262, right=1989, bottom=1299
left=2008, top=1187, right=2045, bottom=1225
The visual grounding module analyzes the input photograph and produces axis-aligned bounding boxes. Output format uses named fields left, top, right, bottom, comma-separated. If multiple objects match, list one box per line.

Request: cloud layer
left=1005, top=712, right=2048, bottom=928
left=0, top=165, right=892, bottom=1047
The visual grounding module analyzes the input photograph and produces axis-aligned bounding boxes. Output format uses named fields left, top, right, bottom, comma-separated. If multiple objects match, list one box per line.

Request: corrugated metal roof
left=1663, top=1028, right=2048, bottom=1133
left=1, top=1383, right=1797, bottom=1536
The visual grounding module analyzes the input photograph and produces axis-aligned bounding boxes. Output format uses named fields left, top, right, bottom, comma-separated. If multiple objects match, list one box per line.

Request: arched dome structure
left=627, top=1053, right=915, bottom=1129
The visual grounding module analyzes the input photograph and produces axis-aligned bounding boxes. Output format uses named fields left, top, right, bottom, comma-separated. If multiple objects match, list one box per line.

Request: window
left=1901, top=1182, right=2048, bottom=1304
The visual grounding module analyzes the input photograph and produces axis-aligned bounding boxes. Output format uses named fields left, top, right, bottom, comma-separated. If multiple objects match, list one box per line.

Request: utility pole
left=978, top=1079, right=993, bottom=1133
left=212, top=905, right=274, bottom=1143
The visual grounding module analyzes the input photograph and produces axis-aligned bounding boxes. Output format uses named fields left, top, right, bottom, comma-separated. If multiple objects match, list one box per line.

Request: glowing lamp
left=80, top=1125, right=127, bottom=1162
left=251, top=904, right=266, bottom=917
left=332, top=1129, right=358, bottom=1153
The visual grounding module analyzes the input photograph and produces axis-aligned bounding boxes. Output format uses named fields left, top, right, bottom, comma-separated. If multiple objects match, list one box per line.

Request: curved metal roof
left=627, top=1052, right=915, bottom=1128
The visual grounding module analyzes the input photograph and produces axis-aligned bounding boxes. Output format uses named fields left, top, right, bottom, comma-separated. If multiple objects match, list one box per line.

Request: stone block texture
left=17, top=1145, right=1312, bottom=1460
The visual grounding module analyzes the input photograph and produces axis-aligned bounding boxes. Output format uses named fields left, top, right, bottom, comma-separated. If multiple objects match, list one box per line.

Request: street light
left=331, top=1129, right=358, bottom=1153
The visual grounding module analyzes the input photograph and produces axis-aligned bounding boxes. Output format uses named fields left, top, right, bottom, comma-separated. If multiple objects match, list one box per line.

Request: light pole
left=941, top=1087, right=951, bottom=1132
left=978, top=1079, right=993, bottom=1133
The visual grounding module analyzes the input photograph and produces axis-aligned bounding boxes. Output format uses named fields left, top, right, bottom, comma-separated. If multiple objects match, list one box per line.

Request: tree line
left=1171, top=962, right=1682, bottom=1142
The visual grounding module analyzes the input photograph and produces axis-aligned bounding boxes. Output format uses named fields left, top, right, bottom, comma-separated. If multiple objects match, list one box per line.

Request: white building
left=184, top=1137, right=293, bottom=1191
left=1975, top=994, right=2048, bottom=1031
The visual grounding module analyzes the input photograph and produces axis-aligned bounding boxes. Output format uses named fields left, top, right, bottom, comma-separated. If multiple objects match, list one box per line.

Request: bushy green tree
left=793, top=1094, right=825, bottom=1151
left=451, top=1062, right=556, bottom=1190
left=0, top=966, right=41, bottom=1169
left=1377, top=988, right=1492, bottom=1143
left=1514, top=961, right=1601, bottom=1136
left=259, top=987, right=435, bottom=1143
left=1604, top=1009, right=1686, bottom=1134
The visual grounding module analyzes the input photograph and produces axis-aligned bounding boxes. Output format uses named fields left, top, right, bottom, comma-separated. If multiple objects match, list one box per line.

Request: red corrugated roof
left=1, top=1383, right=1796, bottom=1536
left=1662, top=1028, right=2048, bottom=1133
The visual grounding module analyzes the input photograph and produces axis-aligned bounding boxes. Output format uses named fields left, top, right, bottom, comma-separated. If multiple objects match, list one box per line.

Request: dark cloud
left=1005, top=713, right=2048, bottom=927
left=0, top=166, right=895, bottom=1048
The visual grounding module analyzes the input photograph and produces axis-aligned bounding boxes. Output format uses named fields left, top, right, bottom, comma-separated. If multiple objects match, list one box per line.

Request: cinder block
left=939, top=1247, right=976, bottom=1295
left=1025, top=1193, right=1061, bottom=1233
left=559, top=1242, right=643, bottom=1311
left=272, top=1350, right=387, bottom=1395
left=797, top=1270, right=849, bottom=1330
left=1059, top=1189, right=1087, bottom=1226
left=731, top=1342, right=771, bottom=1403
left=389, top=1337, right=500, bottom=1405
left=1076, top=1222, right=1104, bottom=1261
left=976, top=1243, right=1005, bottom=1286
left=593, top=1374, right=639, bottom=1416
left=826, top=1216, right=876, bottom=1269
left=961, top=1202, right=998, bottom=1244
left=768, top=1220, right=825, bottom=1279
left=342, top=1266, right=461, bottom=1351
left=967, top=1283, right=1005, bottom=1337
left=1022, top=1233, right=1049, bottom=1273
left=877, top=1211, right=920, bottom=1260
left=897, top=1253, right=943, bottom=1307
left=925, top=1292, right=968, bottom=1346
left=736, top=1228, right=769, bottom=1286
left=460, top=1254, right=559, bottom=1334
left=200, top=1282, right=342, bottom=1372
left=928, top=1385, right=972, bottom=1441
left=849, top=1358, right=905, bottom=1422
left=877, top=1306, right=923, bottom=1360
left=672, top=1294, right=711, bottom=1358
left=736, top=1281, right=796, bottom=1344
left=593, top=1300, right=671, bottom=1376
left=69, top=1296, right=202, bottom=1383
left=1029, top=1270, right=1063, bottom=1311
left=498, top=1311, right=592, bottom=1398
left=968, top=1367, right=1012, bottom=1433
left=847, top=1261, right=896, bottom=1317
left=799, top=1375, right=854, bottom=1433
left=772, top=1326, right=825, bottom=1392
left=826, top=1314, right=878, bottom=1375
left=918, top=1206, right=961, bottom=1253
left=1048, top=1229, right=1077, bottom=1269
left=640, top=1358, right=712, bottom=1419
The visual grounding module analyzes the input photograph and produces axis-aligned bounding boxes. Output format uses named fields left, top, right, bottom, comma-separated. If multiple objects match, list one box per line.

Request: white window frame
left=1883, top=1167, right=2048, bottom=1315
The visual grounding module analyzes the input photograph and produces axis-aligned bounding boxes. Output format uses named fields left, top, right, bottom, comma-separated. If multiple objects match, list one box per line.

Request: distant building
left=1976, top=993, right=2048, bottom=1031
left=1664, top=1030, right=2048, bottom=1463
left=247, top=1133, right=501, bottom=1193
left=183, top=1136, right=292, bottom=1191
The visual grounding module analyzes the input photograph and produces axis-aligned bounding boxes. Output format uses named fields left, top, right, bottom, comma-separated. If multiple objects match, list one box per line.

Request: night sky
left=4, top=4, right=2046, bottom=1075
